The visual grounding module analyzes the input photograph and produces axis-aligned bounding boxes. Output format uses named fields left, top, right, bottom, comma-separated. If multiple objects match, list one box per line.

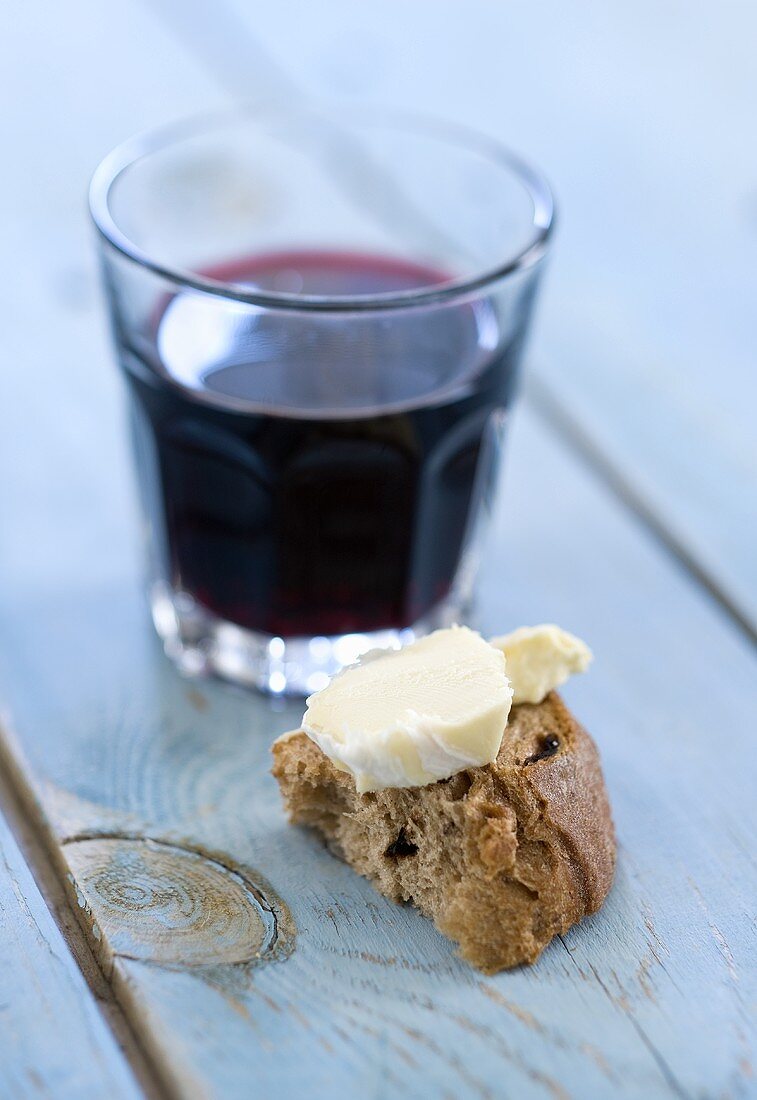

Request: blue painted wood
left=1, top=402, right=755, bottom=1098
left=0, top=1, right=755, bottom=1097
left=0, top=806, right=141, bottom=1099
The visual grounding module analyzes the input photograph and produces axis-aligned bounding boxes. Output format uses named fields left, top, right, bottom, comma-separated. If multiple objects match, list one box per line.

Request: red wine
left=121, top=251, right=525, bottom=637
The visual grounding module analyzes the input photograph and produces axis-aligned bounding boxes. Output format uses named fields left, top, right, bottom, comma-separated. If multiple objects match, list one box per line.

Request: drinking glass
left=90, top=107, right=553, bottom=694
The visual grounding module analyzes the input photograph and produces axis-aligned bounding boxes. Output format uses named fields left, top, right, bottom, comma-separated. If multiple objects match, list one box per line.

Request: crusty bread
left=272, top=692, right=615, bottom=971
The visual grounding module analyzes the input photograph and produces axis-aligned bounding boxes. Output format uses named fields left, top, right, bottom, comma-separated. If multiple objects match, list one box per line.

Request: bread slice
left=272, top=692, right=615, bottom=971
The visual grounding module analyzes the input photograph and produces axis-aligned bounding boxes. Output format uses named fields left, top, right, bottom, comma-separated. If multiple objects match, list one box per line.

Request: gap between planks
left=0, top=724, right=180, bottom=1100
left=525, top=376, right=757, bottom=649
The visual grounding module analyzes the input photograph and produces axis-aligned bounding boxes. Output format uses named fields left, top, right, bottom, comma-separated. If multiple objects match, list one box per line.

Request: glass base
left=149, top=582, right=470, bottom=696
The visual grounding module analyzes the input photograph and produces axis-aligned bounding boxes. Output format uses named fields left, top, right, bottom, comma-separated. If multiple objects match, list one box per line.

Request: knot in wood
left=64, top=837, right=282, bottom=967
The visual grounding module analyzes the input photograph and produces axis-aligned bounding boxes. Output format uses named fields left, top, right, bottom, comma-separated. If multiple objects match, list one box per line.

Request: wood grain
left=0, top=1, right=755, bottom=1097
left=0, top=805, right=141, bottom=1100
left=1, top=405, right=755, bottom=1099
left=63, top=836, right=292, bottom=967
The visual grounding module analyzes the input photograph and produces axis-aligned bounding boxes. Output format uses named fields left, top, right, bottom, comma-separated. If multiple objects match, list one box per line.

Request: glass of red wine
left=90, top=107, right=553, bottom=694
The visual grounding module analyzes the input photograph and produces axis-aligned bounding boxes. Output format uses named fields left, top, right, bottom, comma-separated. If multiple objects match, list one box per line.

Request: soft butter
left=301, top=626, right=512, bottom=793
left=490, top=624, right=592, bottom=705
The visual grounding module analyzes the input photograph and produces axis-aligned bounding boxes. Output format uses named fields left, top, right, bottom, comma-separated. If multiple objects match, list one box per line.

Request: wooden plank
left=207, top=0, right=757, bottom=633
left=0, top=0, right=226, bottom=597
left=0, top=1, right=755, bottom=1096
left=0, top=804, right=141, bottom=1100
left=1, top=402, right=755, bottom=1099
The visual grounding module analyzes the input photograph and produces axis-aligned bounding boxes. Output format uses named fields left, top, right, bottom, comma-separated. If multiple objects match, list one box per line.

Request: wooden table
left=1, top=2, right=755, bottom=1096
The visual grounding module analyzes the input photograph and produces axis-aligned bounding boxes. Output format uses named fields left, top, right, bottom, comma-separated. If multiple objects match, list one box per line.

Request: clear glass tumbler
left=90, top=107, right=553, bottom=694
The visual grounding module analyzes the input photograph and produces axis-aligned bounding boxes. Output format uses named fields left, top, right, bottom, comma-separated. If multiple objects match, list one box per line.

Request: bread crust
left=272, top=692, right=616, bottom=971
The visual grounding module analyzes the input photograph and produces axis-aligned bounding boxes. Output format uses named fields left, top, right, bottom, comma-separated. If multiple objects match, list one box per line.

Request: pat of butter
left=301, top=626, right=512, bottom=793
left=490, top=624, right=592, bottom=705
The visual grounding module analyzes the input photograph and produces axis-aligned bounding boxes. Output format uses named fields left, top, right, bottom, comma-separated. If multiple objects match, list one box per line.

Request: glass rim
left=89, top=104, right=555, bottom=313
